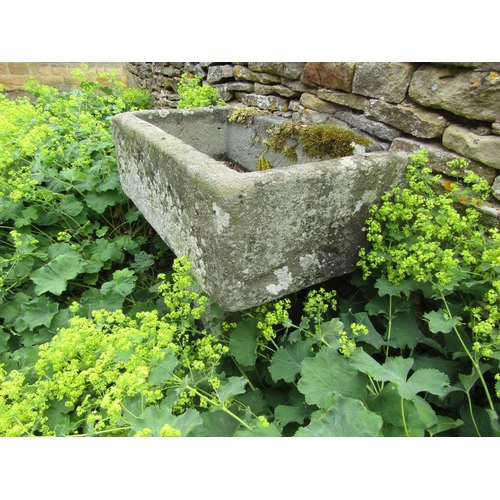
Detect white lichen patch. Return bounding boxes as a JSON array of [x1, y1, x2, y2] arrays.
[[212, 203, 230, 234], [299, 253, 319, 270], [266, 266, 293, 295]]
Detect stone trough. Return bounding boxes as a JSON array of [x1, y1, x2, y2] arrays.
[[112, 106, 409, 311]]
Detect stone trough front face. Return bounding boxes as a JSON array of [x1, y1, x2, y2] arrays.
[[112, 106, 409, 311]]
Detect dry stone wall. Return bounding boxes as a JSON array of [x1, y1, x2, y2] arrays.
[[127, 62, 500, 202], [0, 62, 130, 92]]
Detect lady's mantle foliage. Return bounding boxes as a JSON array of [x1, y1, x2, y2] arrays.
[[1, 66, 499, 437], [0, 66, 169, 376]]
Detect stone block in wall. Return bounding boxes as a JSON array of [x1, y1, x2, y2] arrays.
[[442, 124, 500, 169], [213, 84, 234, 102], [247, 62, 306, 80], [239, 93, 288, 112], [234, 65, 281, 84], [281, 78, 316, 94], [207, 65, 234, 83], [157, 65, 179, 77], [226, 82, 255, 92], [8, 63, 30, 75], [432, 62, 500, 72], [366, 99, 448, 139], [409, 64, 500, 123], [248, 62, 281, 75], [298, 108, 347, 125], [352, 62, 416, 104], [254, 83, 299, 98], [493, 122, 500, 135], [318, 88, 369, 112], [492, 176, 500, 201], [390, 137, 498, 184], [301, 62, 355, 92], [300, 93, 339, 114], [335, 110, 402, 142]]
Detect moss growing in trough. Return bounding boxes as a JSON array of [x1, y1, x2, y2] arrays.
[[264, 121, 372, 163]]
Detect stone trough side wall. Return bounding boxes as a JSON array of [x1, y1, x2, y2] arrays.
[[127, 62, 500, 206]]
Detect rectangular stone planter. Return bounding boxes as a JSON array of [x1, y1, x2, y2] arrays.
[[112, 106, 409, 311]]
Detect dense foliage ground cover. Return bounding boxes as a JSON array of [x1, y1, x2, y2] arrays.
[[1, 69, 499, 436]]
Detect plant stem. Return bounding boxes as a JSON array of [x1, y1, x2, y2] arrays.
[[400, 397, 410, 437], [440, 292, 495, 413]]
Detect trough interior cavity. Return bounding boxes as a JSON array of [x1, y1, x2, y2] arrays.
[[139, 107, 316, 172]]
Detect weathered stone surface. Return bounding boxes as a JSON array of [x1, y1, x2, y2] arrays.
[[409, 64, 500, 122], [493, 175, 500, 201], [250, 62, 306, 80], [281, 78, 316, 93], [239, 93, 289, 112], [390, 137, 499, 183], [366, 99, 448, 138], [225, 81, 254, 92], [248, 62, 281, 74], [442, 124, 500, 169], [157, 65, 178, 77], [301, 62, 355, 92], [213, 84, 234, 102], [352, 62, 416, 104], [492, 122, 500, 135], [298, 108, 346, 125], [335, 110, 402, 142], [207, 65, 234, 83], [432, 62, 500, 72], [300, 93, 339, 114], [113, 107, 410, 310], [234, 65, 281, 84], [318, 88, 369, 111], [276, 62, 307, 80], [254, 83, 299, 98]]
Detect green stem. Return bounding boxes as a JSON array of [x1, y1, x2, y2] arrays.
[[465, 390, 481, 437], [400, 397, 410, 437], [231, 357, 257, 392], [439, 291, 495, 413], [384, 295, 393, 360]]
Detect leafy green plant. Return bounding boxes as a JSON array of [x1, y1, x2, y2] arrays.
[[357, 149, 500, 436], [0, 65, 169, 377], [177, 73, 225, 109], [2, 68, 499, 438]]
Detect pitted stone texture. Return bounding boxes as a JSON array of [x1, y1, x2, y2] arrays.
[[443, 124, 500, 169], [300, 93, 340, 114], [318, 88, 369, 112], [234, 65, 281, 84], [493, 176, 500, 201], [391, 137, 499, 184], [239, 93, 289, 112], [352, 62, 416, 104], [409, 64, 500, 122], [366, 99, 448, 139], [207, 65, 234, 83], [254, 83, 299, 98], [113, 107, 409, 311], [248, 62, 306, 80], [301, 62, 355, 92], [335, 110, 402, 142]]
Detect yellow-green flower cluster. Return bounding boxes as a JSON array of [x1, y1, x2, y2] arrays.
[[301, 288, 337, 333], [255, 298, 292, 344]]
